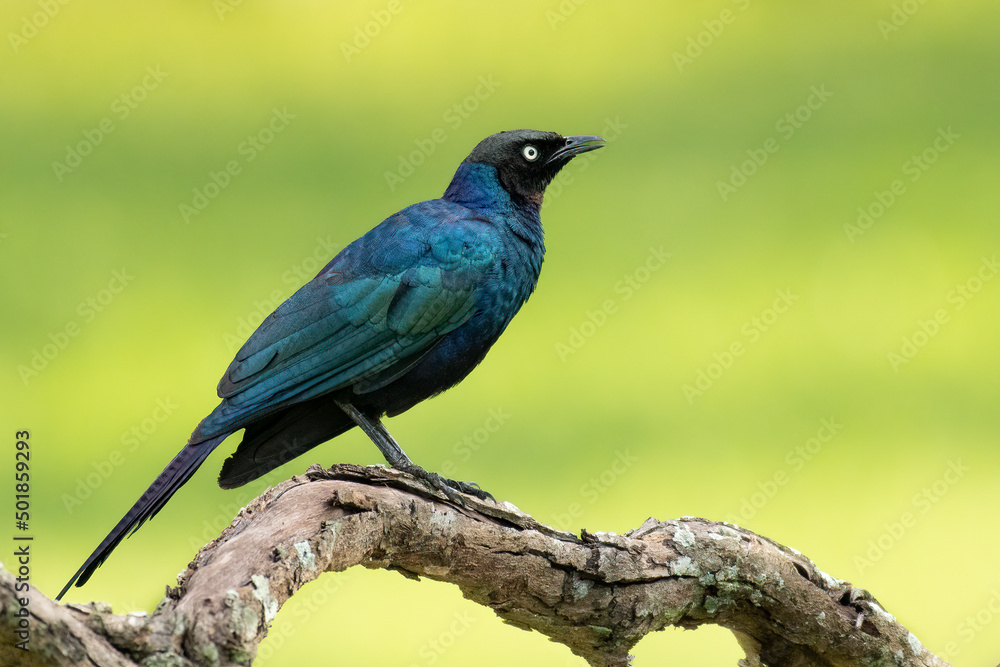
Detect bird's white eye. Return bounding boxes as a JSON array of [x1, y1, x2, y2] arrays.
[[522, 145, 539, 162]]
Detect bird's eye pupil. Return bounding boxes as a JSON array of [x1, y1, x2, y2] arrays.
[[523, 145, 539, 161]]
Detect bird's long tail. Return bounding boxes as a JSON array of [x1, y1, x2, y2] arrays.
[[56, 433, 229, 601]]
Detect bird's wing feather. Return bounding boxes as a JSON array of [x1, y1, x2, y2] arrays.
[[201, 205, 496, 434]]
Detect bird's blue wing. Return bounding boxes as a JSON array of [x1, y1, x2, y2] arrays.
[[195, 203, 497, 437]]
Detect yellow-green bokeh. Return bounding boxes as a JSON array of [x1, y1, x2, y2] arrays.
[[3, 1, 999, 664]]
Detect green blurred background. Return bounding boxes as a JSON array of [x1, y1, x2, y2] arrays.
[[3, 0, 998, 664]]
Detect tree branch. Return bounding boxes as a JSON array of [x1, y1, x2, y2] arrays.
[[2, 464, 949, 666]]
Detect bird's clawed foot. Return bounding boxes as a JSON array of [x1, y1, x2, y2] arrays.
[[332, 400, 494, 504], [396, 462, 494, 504]]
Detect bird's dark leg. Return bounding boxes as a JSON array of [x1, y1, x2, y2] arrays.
[[334, 400, 412, 468], [335, 400, 492, 502]]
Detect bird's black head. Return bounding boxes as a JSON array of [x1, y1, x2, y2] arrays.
[[463, 129, 605, 208]]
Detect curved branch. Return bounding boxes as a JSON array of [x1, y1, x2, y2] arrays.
[[2, 464, 949, 666]]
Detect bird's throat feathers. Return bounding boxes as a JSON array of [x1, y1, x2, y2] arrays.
[[444, 162, 521, 210], [443, 162, 544, 243]]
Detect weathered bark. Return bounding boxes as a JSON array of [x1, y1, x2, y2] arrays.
[[2, 464, 948, 666]]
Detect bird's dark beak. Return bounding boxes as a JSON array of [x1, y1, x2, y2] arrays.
[[546, 135, 606, 165]]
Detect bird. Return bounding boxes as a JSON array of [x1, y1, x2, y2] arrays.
[[57, 128, 605, 601]]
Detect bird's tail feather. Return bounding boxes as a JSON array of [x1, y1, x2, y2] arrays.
[[56, 433, 228, 601], [218, 396, 356, 489]]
